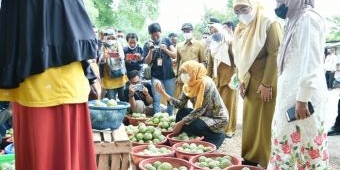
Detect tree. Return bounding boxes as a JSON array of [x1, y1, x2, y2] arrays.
[[193, 0, 238, 39], [326, 16, 340, 42], [83, 0, 99, 24]]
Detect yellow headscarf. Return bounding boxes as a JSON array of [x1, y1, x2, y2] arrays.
[[232, 0, 274, 82], [181, 61, 210, 109]]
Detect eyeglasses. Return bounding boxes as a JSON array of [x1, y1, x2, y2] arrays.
[[234, 6, 252, 15]]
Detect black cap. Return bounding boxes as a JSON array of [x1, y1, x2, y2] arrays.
[[208, 18, 221, 24], [181, 23, 193, 31]]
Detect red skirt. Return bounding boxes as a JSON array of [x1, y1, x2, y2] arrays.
[[12, 103, 97, 170]]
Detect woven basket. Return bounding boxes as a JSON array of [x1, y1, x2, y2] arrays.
[[189, 153, 242, 170]]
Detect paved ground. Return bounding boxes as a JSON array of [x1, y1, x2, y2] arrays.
[[218, 90, 340, 169]]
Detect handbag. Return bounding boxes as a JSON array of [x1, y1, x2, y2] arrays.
[[109, 68, 124, 78]]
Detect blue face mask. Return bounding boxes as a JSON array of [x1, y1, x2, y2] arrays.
[[211, 33, 222, 42], [275, 3, 289, 19]]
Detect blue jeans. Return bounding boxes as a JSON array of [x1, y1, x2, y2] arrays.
[[106, 87, 125, 101], [151, 77, 174, 115]]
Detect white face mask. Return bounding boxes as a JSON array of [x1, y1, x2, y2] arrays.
[[183, 33, 193, 40], [106, 40, 115, 46], [181, 73, 191, 84], [238, 13, 256, 25]]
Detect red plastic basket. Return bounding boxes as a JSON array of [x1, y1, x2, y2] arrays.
[[172, 141, 216, 161], [139, 157, 193, 170], [167, 133, 204, 146], [126, 116, 148, 126], [226, 165, 265, 170], [189, 153, 242, 170], [130, 145, 175, 166]]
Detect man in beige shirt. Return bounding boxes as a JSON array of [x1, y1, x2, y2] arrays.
[[175, 23, 206, 98]]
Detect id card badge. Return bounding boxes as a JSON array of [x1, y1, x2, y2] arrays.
[[157, 58, 163, 66]]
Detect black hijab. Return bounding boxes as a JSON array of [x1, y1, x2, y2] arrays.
[[0, 0, 97, 88]]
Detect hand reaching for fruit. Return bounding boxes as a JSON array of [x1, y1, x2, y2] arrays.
[[173, 121, 185, 135]]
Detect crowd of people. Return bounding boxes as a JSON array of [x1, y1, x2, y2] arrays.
[[0, 0, 336, 169]]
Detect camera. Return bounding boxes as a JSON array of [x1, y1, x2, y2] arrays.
[[148, 41, 160, 50], [134, 84, 144, 91]]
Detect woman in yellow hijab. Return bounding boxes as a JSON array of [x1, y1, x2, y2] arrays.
[[233, 0, 282, 168], [155, 60, 228, 148]]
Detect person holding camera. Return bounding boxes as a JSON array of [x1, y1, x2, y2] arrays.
[[124, 33, 144, 74], [143, 23, 177, 115], [99, 28, 128, 101], [124, 70, 154, 115]]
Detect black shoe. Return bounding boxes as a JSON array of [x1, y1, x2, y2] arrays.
[[328, 126, 340, 136], [242, 159, 258, 166]]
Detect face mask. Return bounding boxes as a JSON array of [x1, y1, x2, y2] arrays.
[[275, 3, 288, 19], [238, 13, 255, 25], [180, 73, 191, 84], [183, 33, 193, 40], [211, 33, 222, 42], [106, 40, 115, 46], [128, 45, 137, 50]]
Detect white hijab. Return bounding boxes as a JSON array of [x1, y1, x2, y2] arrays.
[[210, 23, 232, 77], [233, 0, 274, 82]]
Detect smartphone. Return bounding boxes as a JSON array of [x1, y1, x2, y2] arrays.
[[286, 102, 314, 122], [134, 84, 144, 91], [126, 54, 137, 60], [109, 52, 119, 58]]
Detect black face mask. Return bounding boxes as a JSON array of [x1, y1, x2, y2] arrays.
[[275, 3, 289, 19]]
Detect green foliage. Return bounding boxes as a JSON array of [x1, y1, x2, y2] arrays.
[[193, 0, 238, 39], [326, 16, 340, 42]]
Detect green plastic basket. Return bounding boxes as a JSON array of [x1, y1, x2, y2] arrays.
[[0, 154, 15, 166]]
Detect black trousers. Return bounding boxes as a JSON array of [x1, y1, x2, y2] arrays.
[[176, 108, 225, 148], [335, 99, 340, 127], [325, 71, 335, 89]]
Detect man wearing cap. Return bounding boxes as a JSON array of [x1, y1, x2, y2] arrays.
[[174, 23, 206, 99]]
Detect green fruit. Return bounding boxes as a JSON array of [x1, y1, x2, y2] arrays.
[[178, 166, 188, 170], [152, 138, 160, 144], [198, 156, 207, 162], [161, 122, 169, 129], [144, 133, 153, 140], [136, 133, 144, 140], [152, 118, 160, 124], [152, 130, 162, 138], [138, 140, 144, 143], [157, 162, 172, 170], [144, 163, 156, 170], [146, 126, 155, 133], [198, 162, 208, 168], [153, 161, 162, 168], [139, 126, 147, 133]]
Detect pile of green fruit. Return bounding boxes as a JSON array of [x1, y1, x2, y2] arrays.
[[131, 113, 147, 119], [143, 161, 188, 170], [0, 160, 15, 170], [171, 132, 200, 141], [193, 155, 234, 169], [90, 98, 118, 107], [137, 144, 172, 156], [146, 113, 176, 132], [176, 143, 213, 154], [128, 123, 166, 144]]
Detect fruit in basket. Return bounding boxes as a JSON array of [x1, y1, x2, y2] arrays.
[[194, 155, 233, 169], [241, 168, 251, 170], [94, 100, 107, 107], [143, 161, 188, 170], [107, 99, 118, 107], [0, 160, 15, 170], [176, 143, 213, 154], [147, 113, 176, 132], [131, 113, 147, 119], [128, 123, 165, 144], [171, 132, 199, 141], [138, 144, 172, 156]]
